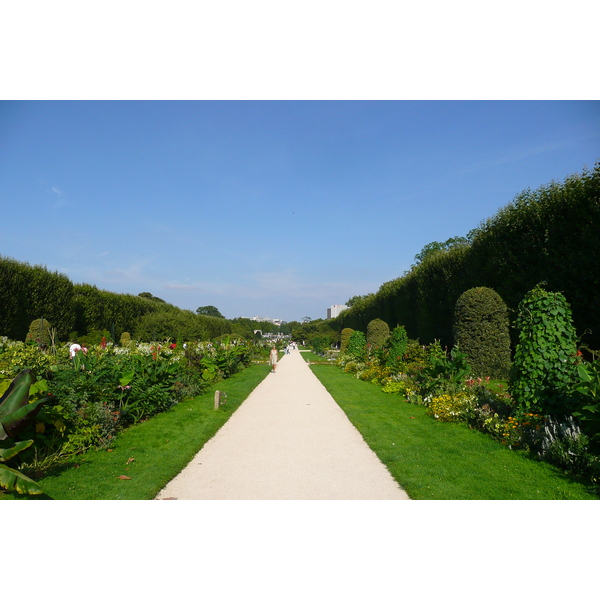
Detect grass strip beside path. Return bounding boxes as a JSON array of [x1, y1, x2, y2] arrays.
[[299, 350, 334, 364], [15, 364, 270, 500], [311, 365, 599, 500]]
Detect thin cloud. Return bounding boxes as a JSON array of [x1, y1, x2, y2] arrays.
[[51, 185, 67, 208]]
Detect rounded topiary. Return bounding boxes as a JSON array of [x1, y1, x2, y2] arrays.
[[510, 284, 579, 415], [366, 318, 390, 349], [453, 287, 511, 379], [25, 318, 52, 347], [386, 325, 408, 368], [346, 330, 367, 359], [120, 332, 132, 347], [340, 328, 354, 353]]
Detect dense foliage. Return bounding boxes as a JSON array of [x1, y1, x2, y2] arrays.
[[25, 318, 53, 349], [366, 318, 390, 349], [0, 335, 262, 493], [510, 285, 580, 416], [335, 308, 600, 486], [346, 331, 367, 360], [0, 257, 75, 341], [453, 287, 511, 379], [340, 328, 354, 354], [386, 326, 408, 368], [290, 319, 339, 349]]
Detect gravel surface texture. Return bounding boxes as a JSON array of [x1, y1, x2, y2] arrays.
[[156, 349, 410, 500]]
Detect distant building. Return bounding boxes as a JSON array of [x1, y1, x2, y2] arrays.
[[243, 316, 284, 326], [327, 304, 348, 319]]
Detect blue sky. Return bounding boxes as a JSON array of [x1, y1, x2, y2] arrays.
[[1, 101, 598, 322]]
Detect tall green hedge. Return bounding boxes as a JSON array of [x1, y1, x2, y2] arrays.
[[0, 256, 75, 340], [0, 257, 232, 343], [336, 163, 600, 349]]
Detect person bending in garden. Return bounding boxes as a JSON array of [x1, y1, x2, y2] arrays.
[[269, 346, 278, 373]]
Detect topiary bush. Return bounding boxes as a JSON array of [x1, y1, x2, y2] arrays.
[[120, 332, 132, 347], [340, 328, 354, 354], [25, 318, 52, 348], [346, 330, 367, 360], [510, 284, 580, 416], [366, 318, 390, 349], [453, 287, 512, 379]]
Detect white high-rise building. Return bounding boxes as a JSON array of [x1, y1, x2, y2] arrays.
[[327, 304, 348, 319]]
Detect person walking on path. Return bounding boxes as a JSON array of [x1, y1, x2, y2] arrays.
[[269, 346, 279, 373]]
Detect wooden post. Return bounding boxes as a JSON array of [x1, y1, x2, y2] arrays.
[[214, 390, 221, 410]]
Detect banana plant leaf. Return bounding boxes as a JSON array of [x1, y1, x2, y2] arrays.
[[0, 369, 34, 420], [0, 440, 43, 495], [0, 439, 33, 461], [0, 397, 47, 440], [0, 464, 44, 495], [0, 370, 48, 440]]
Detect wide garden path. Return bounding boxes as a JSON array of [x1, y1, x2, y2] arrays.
[[155, 348, 410, 500]]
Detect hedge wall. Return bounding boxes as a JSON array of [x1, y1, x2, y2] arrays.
[[0, 256, 75, 340], [335, 162, 600, 350], [0, 257, 232, 343]]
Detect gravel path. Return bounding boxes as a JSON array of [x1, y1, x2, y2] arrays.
[[155, 349, 410, 500]]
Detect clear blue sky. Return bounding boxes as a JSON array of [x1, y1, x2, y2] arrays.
[[1, 100, 598, 322]]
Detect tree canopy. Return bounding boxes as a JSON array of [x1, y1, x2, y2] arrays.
[[196, 305, 225, 318], [138, 292, 166, 303], [412, 236, 469, 267]]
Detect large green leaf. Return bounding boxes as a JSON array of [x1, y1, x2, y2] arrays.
[[0, 464, 44, 495], [0, 396, 47, 440], [0, 439, 33, 462], [0, 369, 34, 420]]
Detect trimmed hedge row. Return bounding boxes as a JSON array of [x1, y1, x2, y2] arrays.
[[336, 163, 600, 350], [0, 256, 75, 340], [0, 257, 232, 342]]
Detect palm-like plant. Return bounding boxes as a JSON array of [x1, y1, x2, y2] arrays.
[[0, 369, 47, 495]]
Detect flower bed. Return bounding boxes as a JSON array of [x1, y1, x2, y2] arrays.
[[0, 336, 261, 489]]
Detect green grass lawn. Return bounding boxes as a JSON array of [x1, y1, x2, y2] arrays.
[[298, 350, 335, 363], [3, 364, 270, 500], [310, 364, 599, 500]]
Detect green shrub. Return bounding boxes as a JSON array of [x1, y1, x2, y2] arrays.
[[366, 318, 390, 349], [428, 391, 476, 422], [120, 332, 132, 347], [25, 318, 52, 348], [311, 335, 331, 356], [415, 342, 471, 398], [78, 329, 112, 347], [453, 287, 511, 379], [346, 331, 367, 360], [340, 328, 354, 353], [386, 325, 408, 369], [0, 343, 56, 379], [510, 284, 579, 415]]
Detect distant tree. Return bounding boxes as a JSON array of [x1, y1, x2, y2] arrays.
[[412, 236, 469, 267], [138, 292, 166, 303], [302, 316, 312, 324], [279, 321, 300, 335], [346, 295, 365, 308], [196, 305, 225, 318], [346, 294, 375, 308]]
